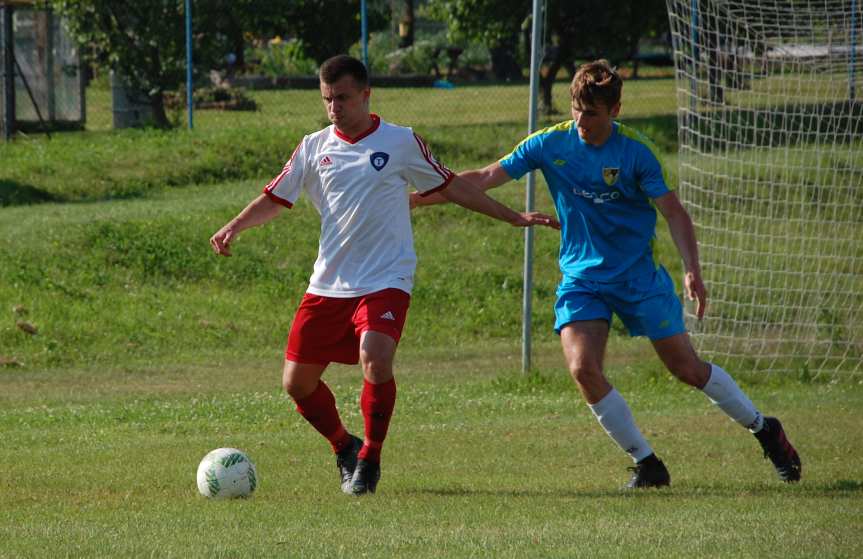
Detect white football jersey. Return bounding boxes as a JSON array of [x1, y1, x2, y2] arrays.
[[263, 114, 453, 297]]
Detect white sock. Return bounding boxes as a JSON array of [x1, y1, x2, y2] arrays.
[[701, 363, 764, 432], [588, 389, 653, 463]]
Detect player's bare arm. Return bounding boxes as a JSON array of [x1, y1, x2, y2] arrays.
[[439, 175, 560, 229], [210, 194, 285, 257], [411, 162, 511, 209], [654, 191, 707, 319]]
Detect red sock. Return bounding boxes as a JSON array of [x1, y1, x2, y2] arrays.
[[358, 377, 396, 463], [294, 381, 350, 454]]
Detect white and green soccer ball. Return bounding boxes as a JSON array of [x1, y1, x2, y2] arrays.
[[196, 448, 257, 499]]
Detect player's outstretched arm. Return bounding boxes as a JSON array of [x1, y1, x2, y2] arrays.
[[654, 191, 707, 319], [210, 194, 285, 257], [412, 162, 512, 209], [439, 176, 560, 229]]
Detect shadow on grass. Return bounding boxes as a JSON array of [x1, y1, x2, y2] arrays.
[[687, 479, 863, 498], [0, 178, 157, 208], [404, 487, 627, 499], [406, 479, 863, 499], [823, 479, 863, 493], [0, 179, 59, 207]]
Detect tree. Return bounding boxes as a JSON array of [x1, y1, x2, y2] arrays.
[[52, 0, 195, 128], [425, 0, 527, 81], [426, 0, 669, 113], [539, 0, 669, 113], [52, 0, 388, 128], [200, 1, 389, 68], [275, 0, 389, 64]]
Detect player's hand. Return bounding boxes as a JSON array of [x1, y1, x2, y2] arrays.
[[510, 212, 561, 230], [684, 270, 707, 319], [210, 225, 236, 257]]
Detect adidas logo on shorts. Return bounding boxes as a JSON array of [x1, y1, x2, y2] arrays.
[[380, 311, 395, 320]]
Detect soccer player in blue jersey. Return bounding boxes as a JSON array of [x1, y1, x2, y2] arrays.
[[413, 60, 801, 488]]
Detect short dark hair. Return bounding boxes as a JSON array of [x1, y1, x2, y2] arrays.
[[570, 59, 622, 109], [319, 55, 369, 87]]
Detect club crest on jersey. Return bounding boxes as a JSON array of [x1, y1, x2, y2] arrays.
[[370, 152, 389, 171], [602, 167, 620, 186]]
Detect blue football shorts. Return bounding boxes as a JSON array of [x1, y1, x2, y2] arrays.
[[553, 265, 686, 341]]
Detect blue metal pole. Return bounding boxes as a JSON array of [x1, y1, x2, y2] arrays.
[[852, 0, 858, 100], [361, 0, 369, 69], [185, 0, 194, 129]]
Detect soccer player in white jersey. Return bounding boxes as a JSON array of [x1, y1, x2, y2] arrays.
[[413, 60, 801, 488], [210, 55, 558, 495]]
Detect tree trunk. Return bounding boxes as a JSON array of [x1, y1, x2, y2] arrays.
[[489, 39, 521, 81], [150, 91, 172, 129], [232, 37, 245, 69], [540, 57, 562, 115], [398, 0, 414, 49], [227, 20, 245, 71]]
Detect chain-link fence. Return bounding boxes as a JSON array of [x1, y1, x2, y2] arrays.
[[372, 4, 673, 131], [227, 6, 677, 161]]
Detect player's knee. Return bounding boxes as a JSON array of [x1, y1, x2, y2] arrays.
[[568, 362, 602, 386], [281, 375, 301, 398], [668, 359, 710, 388], [282, 370, 313, 399], [360, 349, 392, 379]]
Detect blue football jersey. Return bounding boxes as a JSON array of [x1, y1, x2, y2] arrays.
[[499, 121, 671, 282]]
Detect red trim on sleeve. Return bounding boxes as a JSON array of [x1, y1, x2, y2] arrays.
[[263, 189, 293, 208], [262, 142, 302, 208], [418, 172, 455, 197], [334, 114, 381, 144], [412, 133, 454, 182], [264, 166, 291, 192], [265, 143, 302, 191]]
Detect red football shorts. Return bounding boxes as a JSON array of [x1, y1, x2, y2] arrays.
[[285, 288, 411, 365]]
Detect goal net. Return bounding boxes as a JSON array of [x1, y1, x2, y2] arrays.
[[666, 0, 863, 375]]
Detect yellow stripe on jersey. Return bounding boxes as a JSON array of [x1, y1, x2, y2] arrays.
[[499, 120, 574, 162]]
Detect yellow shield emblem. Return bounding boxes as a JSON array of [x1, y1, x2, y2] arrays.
[[602, 167, 620, 186]]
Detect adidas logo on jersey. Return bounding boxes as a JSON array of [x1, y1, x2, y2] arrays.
[[320, 155, 333, 166], [380, 311, 395, 320]]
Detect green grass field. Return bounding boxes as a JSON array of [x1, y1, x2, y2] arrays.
[[2, 80, 862, 558]]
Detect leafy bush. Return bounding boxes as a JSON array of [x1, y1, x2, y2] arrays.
[[250, 37, 318, 78], [349, 31, 399, 75], [458, 42, 491, 70], [350, 30, 491, 78], [350, 31, 452, 76], [164, 85, 257, 112], [384, 39, 448, 75]]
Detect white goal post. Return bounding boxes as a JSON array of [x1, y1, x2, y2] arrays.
[[666, 0, 863, 375]]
